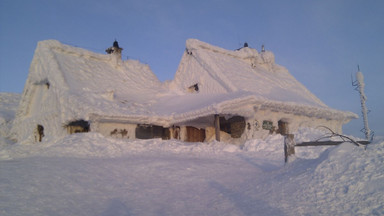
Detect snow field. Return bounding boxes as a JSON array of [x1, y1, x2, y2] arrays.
[[1, 131, 383, 215]]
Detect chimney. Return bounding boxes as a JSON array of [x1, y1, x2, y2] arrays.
[[106, 40, 123, 59]]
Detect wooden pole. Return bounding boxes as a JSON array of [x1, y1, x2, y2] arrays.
[[284, 134, 295, 163], [214, 114, 220, 141]]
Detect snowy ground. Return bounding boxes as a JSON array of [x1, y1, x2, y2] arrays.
[[1, 132, 383, 216], [1, 93, 383, 215]]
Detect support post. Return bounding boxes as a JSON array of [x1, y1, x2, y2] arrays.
[[284, 134, 295, 163], [356, 70, 371, 140], [214, 114, 220, 141]]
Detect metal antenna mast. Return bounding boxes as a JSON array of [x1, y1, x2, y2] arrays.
[[352, 65, 372, 140]]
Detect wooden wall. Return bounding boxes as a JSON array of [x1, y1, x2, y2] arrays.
[[186, 126, 206, 142]]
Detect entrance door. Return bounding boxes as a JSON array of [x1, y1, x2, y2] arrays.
[[278, 120, 289, 135], [186, 126, 206, 142]]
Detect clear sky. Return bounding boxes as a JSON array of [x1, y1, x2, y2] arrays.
[[1, 0, 383, 138]]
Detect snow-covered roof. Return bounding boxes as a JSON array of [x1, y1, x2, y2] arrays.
[[19, 40, 171, 121], [166, 39, 356, 123], [40, 40, 165, 99], [18, 39, 356, 128], [172, 39, 326, 107]]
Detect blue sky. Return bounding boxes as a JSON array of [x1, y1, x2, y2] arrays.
[[1, 0, 383, 138]]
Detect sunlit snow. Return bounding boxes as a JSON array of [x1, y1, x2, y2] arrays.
[[1, 92, 383, 215], [0, 38, 382, 215]]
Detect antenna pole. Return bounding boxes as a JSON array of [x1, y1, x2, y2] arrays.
[[354, 66, 371, 140]]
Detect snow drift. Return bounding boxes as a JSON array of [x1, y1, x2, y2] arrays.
[[0, 86, 383, 216]]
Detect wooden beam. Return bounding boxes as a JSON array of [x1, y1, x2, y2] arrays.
[[214, 114, 220, 141], [296, 141, 343, 146], [296, 140, 370, 147]]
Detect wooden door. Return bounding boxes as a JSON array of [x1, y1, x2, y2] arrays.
[[186, 126, 206, 142], [278, 120, 289, 135]]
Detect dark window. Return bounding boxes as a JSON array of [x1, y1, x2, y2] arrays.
[[278, 120, 289, 135], [64, 119, 90, 134], [262, 120, 273, 130], [188, 83, 199, 93], [135, 125, 170, 140], [219, 116, 246, 138], [36, 124, 44, 142]]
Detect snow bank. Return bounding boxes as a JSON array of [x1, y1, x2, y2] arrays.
[[0, 93, 20, 139], [1, 131, 383, 215], [292, 140, 384, 215], [1, 92, 383, 215], [0, 132, 239, 160], [1, 127, 343, 162]]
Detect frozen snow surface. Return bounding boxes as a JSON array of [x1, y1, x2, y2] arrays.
[[1, 133, 383, 216], [1, 94, 383, 215]]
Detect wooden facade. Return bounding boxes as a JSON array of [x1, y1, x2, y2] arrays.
[[186, 126, 206, 142]]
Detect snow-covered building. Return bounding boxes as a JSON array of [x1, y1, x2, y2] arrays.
[[10, 39, 357, 144]]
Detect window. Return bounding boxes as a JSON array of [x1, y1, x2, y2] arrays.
[[187, 83, 199, 93], [262, 120, 274, 132], [64, 119, 90, 134], [219, 116, 246, 138], [135, 125, 170, 140]]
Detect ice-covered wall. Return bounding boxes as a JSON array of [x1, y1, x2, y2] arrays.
[[11, 42, 67, 142], [245, 110, 344, 139], [97, 122, 136, 139]]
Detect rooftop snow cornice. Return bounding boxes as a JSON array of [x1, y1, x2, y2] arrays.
[[91, 92, 357, 128], [186, 39, 262, 60], [38, 40, 110, 62]]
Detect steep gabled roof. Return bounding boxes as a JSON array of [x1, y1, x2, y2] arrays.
[[18, 40, 168, 120], [171, 39, 327, 108], [166, 39, 356, 122], [35, 40, 163, 101]]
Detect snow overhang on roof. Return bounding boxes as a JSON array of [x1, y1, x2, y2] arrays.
[[186, 38, 261, 60], [90, 91, 357, 128]]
